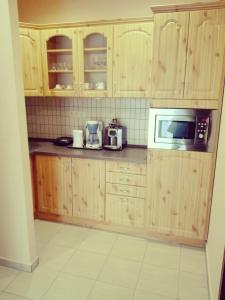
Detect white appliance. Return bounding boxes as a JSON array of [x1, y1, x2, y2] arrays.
[[86, 121, 103, 149], [72, 129, 84, 148]]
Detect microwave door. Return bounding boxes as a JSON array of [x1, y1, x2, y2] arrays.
[[155, 115, 196, 145]]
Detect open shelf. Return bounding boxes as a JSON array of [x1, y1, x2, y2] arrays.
[[84, 69, 107, 73], [47, 49, 72, 53]]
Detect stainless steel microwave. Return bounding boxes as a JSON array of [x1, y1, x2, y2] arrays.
[[148, 108, 216, 152]]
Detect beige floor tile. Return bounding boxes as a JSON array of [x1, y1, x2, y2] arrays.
[[180, 247, 207, 275], [110, 235, 147, 262], [98, 257, 141, 288], [79, 230, 118, 255], [89, 281, 133, 300], [35, 220, 62, 244], [50, 225, 90, 248], [0, 292, 29, 299], [5, 267, 58, 299], [42, 273, 95, 300], [178, 271, 209, 300], [137, 265, 179, 299], [0, 266, 19, 291], [134, 290, 176, 300], [144, 242, 181, 270], [38, 243, 75, 271], [62, 250, 106, 279]]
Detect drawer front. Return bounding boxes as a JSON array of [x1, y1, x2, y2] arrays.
[[106, 183, 145, 198], [106, 194, 144, 227], [106, 161, 146, 175], [106, 172, 146, 187]]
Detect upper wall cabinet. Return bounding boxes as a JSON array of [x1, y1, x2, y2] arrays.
[[77, 26, 113, 97], [152, 9, 225, 102], [19, 28, 43, 96], [151, 12, 189, 99], [184, 9, 225, 100], [41, 29, 79, 96], [113, 22, 153, 97]]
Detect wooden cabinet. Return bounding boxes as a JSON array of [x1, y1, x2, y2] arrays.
[[19, 28, 43, 96], [146, 149, 213, 242], [35, 155, 72, 216], [41, 28, 78, 96], [152, 8, 225, 103], [151, 12, 189, 99], [77, 25, 113, 97], [184, 9, 225, 100], [105, 161, 146, 228], [72, 158, 105, 221], [113, 22, 153, 97]]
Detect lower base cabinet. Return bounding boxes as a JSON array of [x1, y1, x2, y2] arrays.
[[145, 149, 214, 242], [72, 158, 105, 221], [35, 155, 73, 216]]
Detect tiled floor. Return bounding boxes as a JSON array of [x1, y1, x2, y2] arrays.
[[0, 220, 209, 300]]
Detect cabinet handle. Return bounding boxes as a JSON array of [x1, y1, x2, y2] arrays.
[[120, 189, 129, 193], [113, 83, 117, 95]]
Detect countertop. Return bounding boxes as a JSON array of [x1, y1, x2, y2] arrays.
[[29, 141, 147, 164]]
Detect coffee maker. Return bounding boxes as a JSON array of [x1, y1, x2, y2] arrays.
[[104, 119, 127, 150], [86, 121, 103, 149]]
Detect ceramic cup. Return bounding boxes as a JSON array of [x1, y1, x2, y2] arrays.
[[95, 82, 105, 90], [55, 84, 62, 89]]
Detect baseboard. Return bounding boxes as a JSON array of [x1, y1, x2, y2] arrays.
[[0, 255, 39, 272], [206, 245, 213, 300]]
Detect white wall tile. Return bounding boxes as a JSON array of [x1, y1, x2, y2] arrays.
[[26, 97, 149, 145]]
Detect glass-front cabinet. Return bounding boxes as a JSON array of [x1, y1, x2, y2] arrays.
[[77, 26, 112, 97], [41, 29, 79, 96]]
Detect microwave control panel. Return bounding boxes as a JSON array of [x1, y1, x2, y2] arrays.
[[195, 116, 210, 144]]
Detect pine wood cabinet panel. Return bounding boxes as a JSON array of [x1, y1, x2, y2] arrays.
[[113, 22, 153, 97], [146, 149, 213, 240], [72, 158, 105, 221], [35, 155, 73, 216], [106, 172, 146, 187], [77, 25, 113, 97], [106, 194, 145, 228], [106, 183, 145, 198], [19, 28, 43, 96], [151, 12, 189, 99], [184, 9, 225, 100], [106, 161, 146, 175]]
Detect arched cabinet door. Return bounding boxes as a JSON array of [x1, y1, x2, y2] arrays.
[[19, 28, 43, 96], [113, 22, 153, 98], [41, 29, 79, 96], [77, 26, 113, 97], [184, 9, 225, 100], [151, 12, 189, 99]]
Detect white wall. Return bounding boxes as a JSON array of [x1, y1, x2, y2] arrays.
[[17, 0, 218, 23], [0, 0, 37, 270], [206, 89, 225, 300]]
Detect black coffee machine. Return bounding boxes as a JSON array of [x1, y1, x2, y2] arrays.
[[104, 119, 127, 150]]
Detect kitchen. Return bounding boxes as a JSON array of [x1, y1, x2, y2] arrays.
[[0, 0, 225, 300]]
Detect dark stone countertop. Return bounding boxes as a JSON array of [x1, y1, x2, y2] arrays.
[[29, 141, 147, 164]]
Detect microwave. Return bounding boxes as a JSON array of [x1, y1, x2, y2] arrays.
[[148, 108, 216, 152]]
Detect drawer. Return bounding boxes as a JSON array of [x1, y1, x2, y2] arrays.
[[106, 161, 146, 175], [106, 183, 145, 198], [106, 172, 146, 187], [106, 194, 144, 228]]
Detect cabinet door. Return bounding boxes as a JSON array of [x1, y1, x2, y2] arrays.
[[184, 9, 225, 100], [151, 12, 189, 99], [146, 150, 213, 241], [41, 29, 79, 96], [72, 158, 105, 221], [113, 22, 153, 97], [36, 155, 72, 216], [19, 28, 43, 96], [77, 26, 113, 97]]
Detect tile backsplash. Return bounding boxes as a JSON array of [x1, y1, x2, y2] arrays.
[[26, 97, 149, 145]]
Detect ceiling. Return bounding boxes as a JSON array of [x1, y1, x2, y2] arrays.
[[17, 0, 218, 24]]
